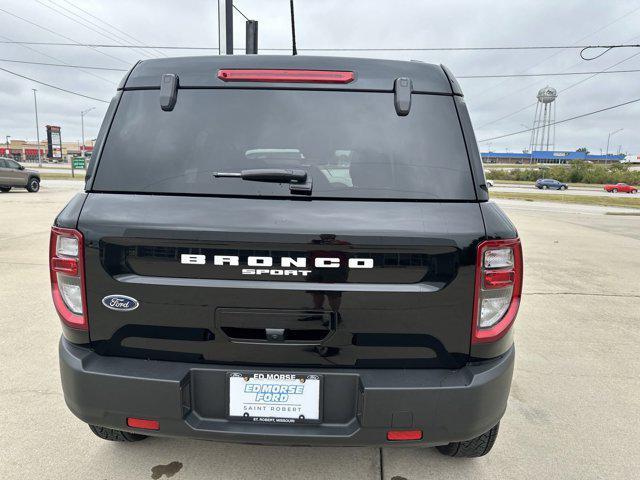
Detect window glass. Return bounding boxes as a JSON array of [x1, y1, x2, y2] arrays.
[[93, 89, 475, 200]]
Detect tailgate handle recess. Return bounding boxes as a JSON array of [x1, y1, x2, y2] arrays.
[[266, 328, 285, 342], [220, 326, 330, 344]]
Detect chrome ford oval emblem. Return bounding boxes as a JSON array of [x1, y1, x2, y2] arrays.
[[102, 295, 139, 312]]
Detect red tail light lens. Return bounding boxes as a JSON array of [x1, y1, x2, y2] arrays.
[[49, 227, 88, 330], [472, 238, 523, 344], [387, 430, 423, 441], [483, 269, 515, 289], [217, 69, 355, 84], [127, 417, 160, 430]]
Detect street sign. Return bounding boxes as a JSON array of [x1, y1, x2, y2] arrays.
[[46, 125, 62, 160], [72, 157, 85, 169]]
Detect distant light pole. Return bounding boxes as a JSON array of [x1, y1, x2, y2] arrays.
[[5, 135, 10, 156], [32, 89, 42, 167], [605, 128, 623, 162], [80, 107, 95, 159]]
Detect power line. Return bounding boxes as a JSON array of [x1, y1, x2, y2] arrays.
[[0, 40, 638, 52], [458, 68, 640, 79], [0, 6, 130, 66], [3, 55, 639, 79], [60, 0, 167, 58], [36, 0, 156, 60], [0, 32, 114, 84], [0, 57, 127, 71], [269, 44, 640, 52], [232, 4, 250, 21], [478, 97, 640, 142], [477, 47, 640, 129], [0, 65, 110, 103], [472, 4, 640, 101]]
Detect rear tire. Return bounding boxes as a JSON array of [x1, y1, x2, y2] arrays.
[[436, 423, 500, 458], [542, 185, 548, 189], [631, 190, 637, 194], [0, 187, 10, 192], [88, 424, 148, 442], [26, 177, 40, 192], [559, 185, 566, 190], [612, 188, 618, 193]]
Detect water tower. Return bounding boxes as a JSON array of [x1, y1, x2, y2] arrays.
[[529, 86, 557, 153]]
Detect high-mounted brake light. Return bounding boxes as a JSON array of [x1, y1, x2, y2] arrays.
[[472, 238, 523, 344], [49, 227, 88, 330], [217, 69, 355, 84]]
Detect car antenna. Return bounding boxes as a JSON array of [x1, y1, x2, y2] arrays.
[[290, 0, 297, 55]]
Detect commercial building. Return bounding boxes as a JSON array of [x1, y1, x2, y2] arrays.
[[482, 150, 625, 165], [2, 139, 93, 163]]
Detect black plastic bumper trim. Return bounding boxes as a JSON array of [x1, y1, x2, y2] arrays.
[[59, 336, 514, 447]]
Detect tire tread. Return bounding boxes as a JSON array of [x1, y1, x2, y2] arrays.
[[88, 424, 148, 442], [436, 423, 499, 458]]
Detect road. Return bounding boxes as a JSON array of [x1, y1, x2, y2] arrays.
[[1, 184, 638, 480], [491, 183, 638, 198]]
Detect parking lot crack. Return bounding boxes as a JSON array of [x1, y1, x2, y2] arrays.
[[526, 292, 640, 298]]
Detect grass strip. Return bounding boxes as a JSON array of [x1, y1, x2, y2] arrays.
[[490, 191, 640, 209]]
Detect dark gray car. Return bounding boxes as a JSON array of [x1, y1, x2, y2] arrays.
[[535, 178, 567, 190], [0, 157, 40, 192]]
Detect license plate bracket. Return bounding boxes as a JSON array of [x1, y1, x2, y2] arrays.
[[227, 372, 322, 424]]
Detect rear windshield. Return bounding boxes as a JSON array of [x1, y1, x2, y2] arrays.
[[92, 89, 475, 200]]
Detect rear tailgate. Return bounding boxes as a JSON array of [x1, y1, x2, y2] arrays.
[[79, 194, 484, 368]]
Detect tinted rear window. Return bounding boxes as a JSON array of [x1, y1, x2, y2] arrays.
[[92, 89, 475, 200]]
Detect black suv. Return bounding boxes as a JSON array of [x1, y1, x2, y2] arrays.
[[52, 56, 522, 457]]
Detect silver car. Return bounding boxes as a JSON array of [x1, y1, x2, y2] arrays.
[[0, 157, 40, 192]]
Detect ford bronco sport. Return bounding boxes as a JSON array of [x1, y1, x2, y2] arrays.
[[52, 56, 522, 457]]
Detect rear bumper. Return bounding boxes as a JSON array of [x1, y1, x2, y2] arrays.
[[59, 337, 514, 447]]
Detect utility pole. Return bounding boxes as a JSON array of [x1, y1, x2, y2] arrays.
[[605, 128, 623, 163], [290, 0, 297, 55], [218, 0, 234, 55], [80, 107, 95, 161], [246, 20, 258, 54], [32, 89, 42, 167], [5, 135, 10, 157]]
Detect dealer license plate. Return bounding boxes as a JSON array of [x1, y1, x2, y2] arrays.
[[228, 372, 321, 424]]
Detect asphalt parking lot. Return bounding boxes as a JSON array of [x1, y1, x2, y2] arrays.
[[1, 183, 638, 480]]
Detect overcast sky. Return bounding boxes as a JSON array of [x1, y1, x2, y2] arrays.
[[1, 0, 639, 154]]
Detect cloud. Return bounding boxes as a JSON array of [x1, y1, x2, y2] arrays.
[[1, 0, 639, 153]]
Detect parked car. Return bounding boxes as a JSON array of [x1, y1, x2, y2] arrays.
[[51, 56, 522, 457], [603, 183, 638, 194], [0, 157, 40, 192], [535, 178, 567, 190]]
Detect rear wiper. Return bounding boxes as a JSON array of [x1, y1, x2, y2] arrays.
[[213, 169, 312, 195]]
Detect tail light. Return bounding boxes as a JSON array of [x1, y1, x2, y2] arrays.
[[217, 69, 355, 84], [472, 238, 523, 344], [49, 227, 88, 330]]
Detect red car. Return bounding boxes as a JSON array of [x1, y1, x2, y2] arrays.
[[604, 183, 638, 194]]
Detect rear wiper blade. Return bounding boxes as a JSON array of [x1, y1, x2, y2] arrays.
[[213, 169, 312, 195]]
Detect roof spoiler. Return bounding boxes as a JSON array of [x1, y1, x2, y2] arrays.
[[440, 64, 463, 96]]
